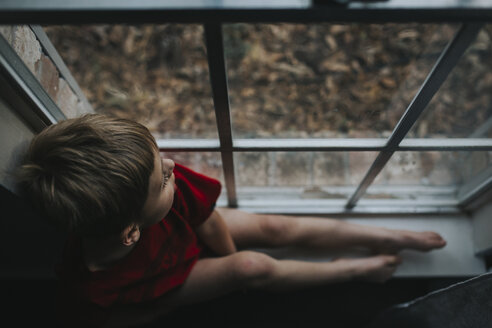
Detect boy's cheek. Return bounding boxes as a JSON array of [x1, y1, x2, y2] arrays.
[[171, 173, 177, 192]]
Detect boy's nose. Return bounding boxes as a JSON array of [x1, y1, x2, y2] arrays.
[[163, 158, 175, 171]]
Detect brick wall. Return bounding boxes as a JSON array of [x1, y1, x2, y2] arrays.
[[0, 25, 93, 118]]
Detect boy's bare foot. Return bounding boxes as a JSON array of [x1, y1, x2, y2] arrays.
[[334, 255, 402, 283], [373, 229, 447, 255]]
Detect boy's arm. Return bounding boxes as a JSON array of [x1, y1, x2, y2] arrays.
[[195, 209, 237, 256]]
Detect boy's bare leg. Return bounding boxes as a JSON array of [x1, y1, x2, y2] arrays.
[[216, 207, 446, 254], [157, 251, 401, 309], [107, 242, 403, 327]]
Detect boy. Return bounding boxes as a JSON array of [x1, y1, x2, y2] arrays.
[[17, 114, 446, 327]]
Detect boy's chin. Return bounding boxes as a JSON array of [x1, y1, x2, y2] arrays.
[[160, 205, 174, 221]]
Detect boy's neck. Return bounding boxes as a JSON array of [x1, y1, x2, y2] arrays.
[[82, 235, 136, 272]]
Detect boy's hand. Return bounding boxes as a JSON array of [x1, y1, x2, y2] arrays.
[[196, 210, 237, 256]]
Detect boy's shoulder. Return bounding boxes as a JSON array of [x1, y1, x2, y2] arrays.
[[170, 163, 221, 225], [173, 163, 222, 201]]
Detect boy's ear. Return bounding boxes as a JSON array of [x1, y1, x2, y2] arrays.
[[121, 224, 141, 246]]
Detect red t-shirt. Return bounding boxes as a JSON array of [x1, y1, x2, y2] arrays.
[[56, 163, 222, 327]]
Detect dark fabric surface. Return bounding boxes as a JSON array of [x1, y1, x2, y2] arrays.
[[0, 184, 65, 277], [367, 272, 492, 328]]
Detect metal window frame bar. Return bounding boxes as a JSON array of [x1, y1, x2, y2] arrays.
[[204, 23, 237, 207], [398, 139, 492, 151], [214, 184, 460, 215], [454, 119, 492, 205], [29, 25, 94, 113], [345, 23, 484, 209], [2, 1, 492, 24], [469, 115, 492, 138], [157, 138, 492, 152], [0, 33, 65, 132], [458, 166, 492, 207], [231, 201, 462, 216]]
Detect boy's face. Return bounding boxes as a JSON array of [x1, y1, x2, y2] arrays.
[[140, 150, 176, 227]]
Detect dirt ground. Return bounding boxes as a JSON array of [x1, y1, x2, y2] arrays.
[[44, 23, 492, 139]]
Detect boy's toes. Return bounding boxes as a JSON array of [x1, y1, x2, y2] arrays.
[[355, 255, 402, 283], [385, 230, 447, 253], [421, 231, 447, 250], [389, 255, 403, 265]]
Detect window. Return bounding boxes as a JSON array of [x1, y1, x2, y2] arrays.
[[2, 2, 492, 276], [1, 2, 491, 215], [35, 22, 491, 214], [223, 23, 456, 140]]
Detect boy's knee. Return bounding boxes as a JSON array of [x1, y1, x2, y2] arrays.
[[231, 251, 276, 288], [259, 215, 297, 245]]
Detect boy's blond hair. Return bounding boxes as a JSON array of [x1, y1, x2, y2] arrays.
[[17, 114, 158, 238]]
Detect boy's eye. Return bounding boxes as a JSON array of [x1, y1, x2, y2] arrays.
[[161, 173, 170, 190]]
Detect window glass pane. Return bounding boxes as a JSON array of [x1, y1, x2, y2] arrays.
[[44, 25, 218, 139], [224, 23, 457, 139], [364, 151, 492, 200], [160, 151, 224, 187], [235, 151, 378, 199], [409, 25, 492, 138]]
